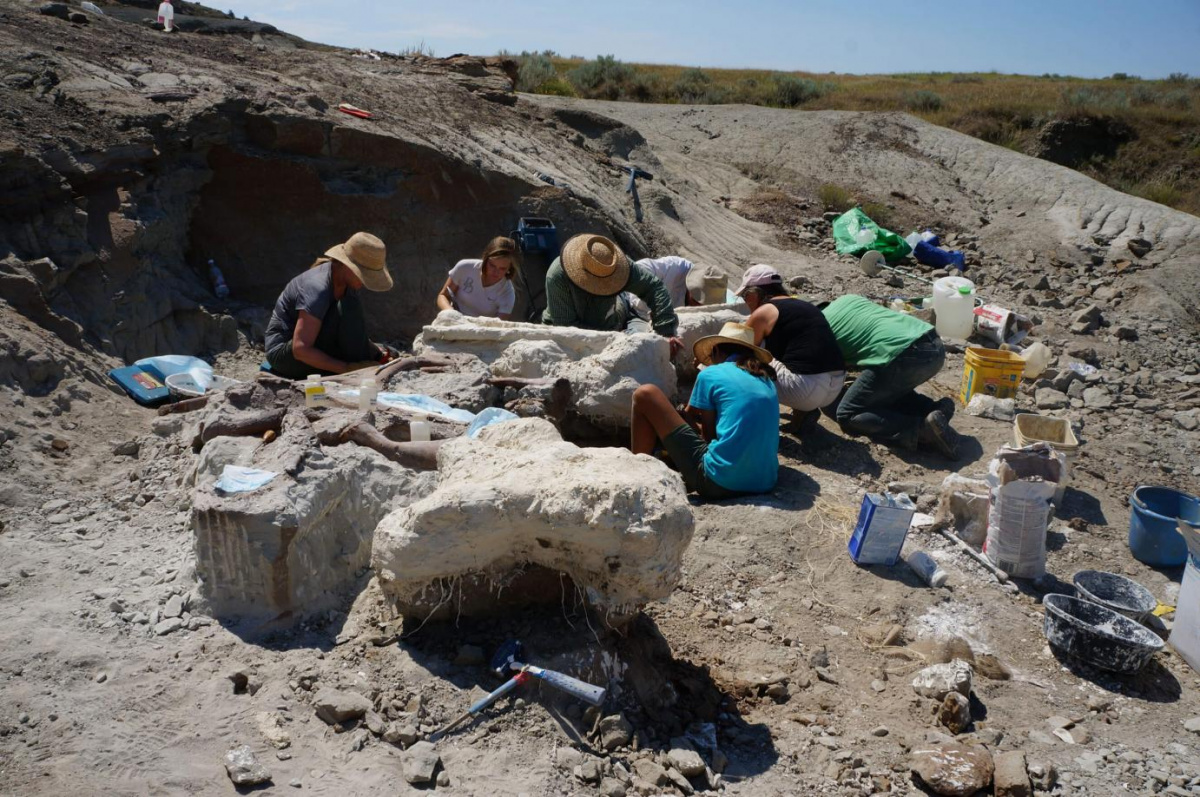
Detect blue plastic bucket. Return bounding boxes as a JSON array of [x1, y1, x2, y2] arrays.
[[1127, 485, 1200, 567]]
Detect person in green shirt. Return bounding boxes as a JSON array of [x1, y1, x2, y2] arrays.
[[822, 295, 960, 459], [542, 234, 683, 356]]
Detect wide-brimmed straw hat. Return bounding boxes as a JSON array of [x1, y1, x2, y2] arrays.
[[560, 234, 630, 296], [693, 321, 773, 366], [324, 232, 393, 292]]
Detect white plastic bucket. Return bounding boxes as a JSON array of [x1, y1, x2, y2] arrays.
[[1171, 555, 1200, 672], [932, 276, 976, 340]]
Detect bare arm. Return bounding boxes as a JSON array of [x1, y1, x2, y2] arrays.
[[436, 277, 458, 312], [691, 407, 718, 442], [745, 304, 778, 346], [292, 310, 349, 374]]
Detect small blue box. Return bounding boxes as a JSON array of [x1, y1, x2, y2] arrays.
[[108, 364, 171, 407], [516, 217, 559, 256], [848, 492, 917, 566]]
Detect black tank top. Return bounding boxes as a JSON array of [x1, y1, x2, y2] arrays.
[[763, 298, 845, 375]]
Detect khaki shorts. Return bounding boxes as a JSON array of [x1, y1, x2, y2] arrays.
[[773, 364, 845, 412], [661, 424, 744, 501]]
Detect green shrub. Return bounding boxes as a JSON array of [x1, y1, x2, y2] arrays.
[[772, 75, 828, 107], [513, 52, 557, 92], [626, 70, 662, 102], [537, 77, 576, 97], [1131, 84, 1157, 106], [566, 55, 636, 99], [1134, 181, 1183, 207], [904, 90, 944, 111], [1159, 89, 1192, 109], [673, 68, 715, 103], [861, 201, 892, 227], [817, 183, 854, 212], [1166, 72, 1192, 85], [1061, 87, 1129, 109]]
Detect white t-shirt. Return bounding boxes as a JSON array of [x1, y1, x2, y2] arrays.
[[625, 256, 694, 318], [448, 259, 515, 317]]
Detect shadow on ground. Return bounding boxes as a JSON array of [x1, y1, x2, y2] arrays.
[[396, 608, 778, 779]]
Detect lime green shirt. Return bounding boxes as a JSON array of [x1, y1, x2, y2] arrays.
[[822, 295, 933, 367]]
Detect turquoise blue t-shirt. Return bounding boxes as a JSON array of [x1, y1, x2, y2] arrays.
[[689, 361, 780, 493]]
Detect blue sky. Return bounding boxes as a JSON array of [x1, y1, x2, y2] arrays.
[[225, 1, 1200, 78]]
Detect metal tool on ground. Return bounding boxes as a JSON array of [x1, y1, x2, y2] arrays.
[[621, 164, 653, 223], [428, 669, 532, 741], [937, 526, 1009, 583], [858, 250, 935, 285], [491, 640, 607, 706]]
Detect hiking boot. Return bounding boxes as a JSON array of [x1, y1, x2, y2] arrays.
[[935, 396, 956, 421], [789, 408, 822, 435], [919, 410, 960, 460]]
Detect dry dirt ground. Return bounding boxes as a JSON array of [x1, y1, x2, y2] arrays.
[[2, 2, 1200, 796]]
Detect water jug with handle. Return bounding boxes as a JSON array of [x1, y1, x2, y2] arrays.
[[932, 276, 976, 340]]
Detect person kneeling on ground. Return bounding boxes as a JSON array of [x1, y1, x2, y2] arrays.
[[821, 294, 959, 459], [630, 322, 780, 500], [543, 234, 684, 357], [265, 232, 395, 379], [435, 236, 519, 319], [736, 265, 846, 432]]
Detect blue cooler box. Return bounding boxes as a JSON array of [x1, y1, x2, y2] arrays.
[[848, 492, 917, 566]]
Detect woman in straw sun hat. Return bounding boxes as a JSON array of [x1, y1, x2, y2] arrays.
[[265, 231, 395, 379], [630, 321, 780, 500], [542, 233, 684, 357], [435, 236, 520, 319]]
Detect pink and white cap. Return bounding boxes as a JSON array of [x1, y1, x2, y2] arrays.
[[733, 264, 783, 296]]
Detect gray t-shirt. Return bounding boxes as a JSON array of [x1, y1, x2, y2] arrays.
[[265, 262, 338, 353]]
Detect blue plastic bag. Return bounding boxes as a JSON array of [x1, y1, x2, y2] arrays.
[[466, 407, 520, 438], [375, 393, 476, 424], [214, 465, 278, 493], [913, 240, 966, 271]]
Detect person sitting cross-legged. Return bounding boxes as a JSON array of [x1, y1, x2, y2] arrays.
[[630, 322, 780, 501]]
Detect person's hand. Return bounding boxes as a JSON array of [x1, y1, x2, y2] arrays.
[[667, 336, 684, 358]]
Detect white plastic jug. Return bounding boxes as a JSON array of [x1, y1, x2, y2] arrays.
[[932, 276, 976, 340]]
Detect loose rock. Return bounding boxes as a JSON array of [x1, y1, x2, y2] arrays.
[[993, 750, 1031, 797], [224, 744, 272, 786], [402, 740, 440, 784], [938, 692, 972, 735], [597, 713, 633, 751], [912, 659, 973, 700], [910, 743, 994, 797], [312, 688, 372, 725]]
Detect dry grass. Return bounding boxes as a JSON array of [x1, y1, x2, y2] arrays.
[[523, 56, 1200, 215]]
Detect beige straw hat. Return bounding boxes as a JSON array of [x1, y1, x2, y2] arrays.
[[560, 234, 630, 296], [693, 321, 773, 366], [324, 232, 393, 292]]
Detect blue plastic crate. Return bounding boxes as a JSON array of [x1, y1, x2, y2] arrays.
[[515, 217, 559, 255], [848, 492, 917, 566]]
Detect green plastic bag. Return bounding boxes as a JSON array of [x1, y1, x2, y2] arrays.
[[832, 208, 912, 263]]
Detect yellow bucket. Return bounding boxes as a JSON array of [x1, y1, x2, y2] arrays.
[[960, 347, 1024, 404]]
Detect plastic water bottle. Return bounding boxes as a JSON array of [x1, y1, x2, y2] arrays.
[[904, 549, 948, 588], [304, 375, 327, 408], [410, 420, 431, 442], [358, 379, 377, 412], [208, 259, 230, 299]]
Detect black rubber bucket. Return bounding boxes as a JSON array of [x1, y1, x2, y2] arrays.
[[1072, 570, 1157, 623], [1043, 593, 1164, 675]]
